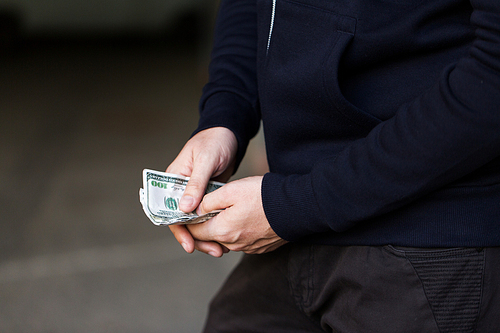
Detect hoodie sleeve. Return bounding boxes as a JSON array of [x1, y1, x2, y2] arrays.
[[193, 0, 260, 170]]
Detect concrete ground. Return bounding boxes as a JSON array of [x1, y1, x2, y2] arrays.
[[0, 34, 267, 332]]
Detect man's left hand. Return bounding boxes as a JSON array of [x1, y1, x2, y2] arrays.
[[187, 176, 287, 255]]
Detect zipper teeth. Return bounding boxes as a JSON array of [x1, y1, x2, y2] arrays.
[[266, 0, 276, 54]]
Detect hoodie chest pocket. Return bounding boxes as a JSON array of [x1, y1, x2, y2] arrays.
[[259, 0, 379, 128]]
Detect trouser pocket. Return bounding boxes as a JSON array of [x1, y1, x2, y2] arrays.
[[386, 246, 486, 333], [290, 245, 440, 333]]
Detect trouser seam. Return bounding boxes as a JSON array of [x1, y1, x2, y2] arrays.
[[472, 248, 486, 333]]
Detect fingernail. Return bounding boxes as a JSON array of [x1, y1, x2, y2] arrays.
[[181, 242, 189, 253], [180, 195, 194, 211], [208, 251, 219, 257]]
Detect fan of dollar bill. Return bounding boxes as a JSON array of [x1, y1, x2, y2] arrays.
[[139, 169, 224, 226]]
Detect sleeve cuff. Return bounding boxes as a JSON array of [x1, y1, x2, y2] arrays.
[[262, 172, 332, 241]]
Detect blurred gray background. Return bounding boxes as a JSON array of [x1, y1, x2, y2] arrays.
[[0, 1, 268, 332]]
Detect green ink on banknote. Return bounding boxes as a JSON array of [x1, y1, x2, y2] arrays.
[[164, 197, 179, 210]]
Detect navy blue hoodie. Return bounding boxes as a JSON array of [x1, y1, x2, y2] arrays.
[[195, 0, 500, 247]]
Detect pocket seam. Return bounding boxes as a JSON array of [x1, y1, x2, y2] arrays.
[[406, 248, 485, 333], [322, 26, 383, 129]]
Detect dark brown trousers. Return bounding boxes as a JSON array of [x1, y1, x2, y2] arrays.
[[203, 244, 500, 333]]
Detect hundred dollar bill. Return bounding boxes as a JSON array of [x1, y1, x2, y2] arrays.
[[140, 169, 224, 226]]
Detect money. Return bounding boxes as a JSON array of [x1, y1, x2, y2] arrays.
[[139, 169, 224, 226]]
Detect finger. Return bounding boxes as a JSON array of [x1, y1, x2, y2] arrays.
[[193, 240, 226, 257], [168, 225, 195, 253], [197, 185, 232, 216], [241, 239, 288, 255], [185, 221, 228, 257]]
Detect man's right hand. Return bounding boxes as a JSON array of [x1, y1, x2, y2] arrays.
[[165, 127, 238, 257]]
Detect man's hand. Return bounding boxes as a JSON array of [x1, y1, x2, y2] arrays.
[[166, 127, 238, 257], [187, 176, 287, 255]]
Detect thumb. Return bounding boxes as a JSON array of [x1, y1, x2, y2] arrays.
[[179, 164, 214, 213], [197, 185, 230, 216]]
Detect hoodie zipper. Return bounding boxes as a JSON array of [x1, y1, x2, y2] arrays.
[[266, 0, 276, 55]]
